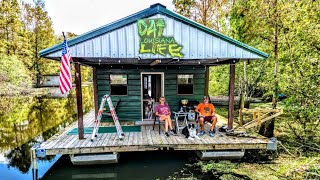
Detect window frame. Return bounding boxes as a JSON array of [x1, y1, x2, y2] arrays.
[[176, 74, 194, 95], [109, 74, 128, 96]]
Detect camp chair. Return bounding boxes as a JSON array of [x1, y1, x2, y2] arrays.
[[152, 102, 174, 134], [152, 102, 162, 134]]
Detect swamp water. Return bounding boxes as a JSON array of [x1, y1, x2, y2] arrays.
[[0, 86, 218, 180]]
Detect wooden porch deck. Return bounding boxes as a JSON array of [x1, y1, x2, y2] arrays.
[[40, 110, 269, 156]]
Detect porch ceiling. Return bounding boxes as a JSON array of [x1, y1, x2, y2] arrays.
[[63, 57, 239, 66]]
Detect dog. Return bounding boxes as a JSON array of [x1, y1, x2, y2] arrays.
[[182, 123, 200, 140]]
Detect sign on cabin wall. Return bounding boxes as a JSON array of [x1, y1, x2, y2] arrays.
[[137, 18, 184, 58]]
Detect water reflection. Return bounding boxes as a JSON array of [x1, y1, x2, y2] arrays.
[[0, 86, 93, 178], [43, 151, 196, 180]]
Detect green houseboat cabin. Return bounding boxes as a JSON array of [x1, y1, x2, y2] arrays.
[[40, 3, 268, 138]]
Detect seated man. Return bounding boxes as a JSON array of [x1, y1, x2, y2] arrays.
[[195, 96, 218, 137], [155, 96, 177, 137]]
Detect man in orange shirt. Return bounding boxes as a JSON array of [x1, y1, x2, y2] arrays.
[[195, 96, 218, 137]]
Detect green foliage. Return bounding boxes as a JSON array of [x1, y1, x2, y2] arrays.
[[208, 65, 229, 96], [196, 160, 238, 174], [0, 0, 23, 55], [173, 0, 232, 32], [279, 0, 320, 142], [0, 55, 32, 95], [195, 156, 320, 179], [0, 0, 91, 94], [0, 86, 94, 151], [172, 0, 195, 18], [222, 0, 319, 139], [21, 0, 57, 86]]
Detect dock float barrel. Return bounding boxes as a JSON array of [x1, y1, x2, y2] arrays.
[[70, 153, 119, 165], [196, 150, 244, 160]]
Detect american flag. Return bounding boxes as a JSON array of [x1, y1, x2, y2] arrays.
[[59, 33, 73, 94]]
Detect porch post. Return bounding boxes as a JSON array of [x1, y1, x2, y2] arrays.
[[93, 67, 98, 120], [75, 62, 84, 139], [228, 62, 235, 129], [204, 66, 209, 96]]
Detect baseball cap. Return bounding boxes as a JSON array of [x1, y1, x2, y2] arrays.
[[203, 96, 209, 99]]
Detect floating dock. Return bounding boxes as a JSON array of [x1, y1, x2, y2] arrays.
[[38, 110, 271, 158]]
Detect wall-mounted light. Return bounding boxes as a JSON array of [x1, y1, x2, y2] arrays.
[[150, 59, 161, 66]]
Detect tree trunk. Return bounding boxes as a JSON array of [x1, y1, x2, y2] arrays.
[[239, 92, 244, 126], [259, 0, 278, 138]]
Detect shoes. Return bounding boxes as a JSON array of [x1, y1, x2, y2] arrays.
[[165, 132, 170, 137], [197, 130, 205, 136], [209, 130, 215, 137], [170, 129, 177, 135]]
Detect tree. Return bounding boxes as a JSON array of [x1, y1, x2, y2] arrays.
[[173, 0, 232, 32], [280, 0, 320, 144], [0, 55, 32, 95], [0, 0, 28, 56], [173, 0, 195, 19], [21, 0, 56, 87], [229, 0, 319, 141]]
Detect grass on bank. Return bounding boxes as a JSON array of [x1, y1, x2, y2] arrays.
[[189, 103, 320, 180]]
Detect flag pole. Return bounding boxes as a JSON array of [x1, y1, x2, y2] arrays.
[[62, 31, 84, 139], [75, 61, 84, 139]]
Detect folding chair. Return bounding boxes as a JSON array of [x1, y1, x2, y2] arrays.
[[152, 102, 174, 134], [152, 102, 162, 134]]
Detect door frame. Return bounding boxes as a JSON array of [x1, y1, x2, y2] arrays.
[[140, 72, 164, 121]]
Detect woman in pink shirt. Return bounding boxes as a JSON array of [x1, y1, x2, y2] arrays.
[[156, 97, 176, 137]]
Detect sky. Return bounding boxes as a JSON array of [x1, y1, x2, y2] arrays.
[[23, 0, 175, 35]]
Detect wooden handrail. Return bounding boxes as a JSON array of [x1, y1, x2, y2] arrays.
[[235, 108, 283, 130]]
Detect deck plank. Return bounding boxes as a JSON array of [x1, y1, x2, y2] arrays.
[[142, 126, 151, 145], [136, 130, 142, 146], [63, 135, 79, 149], [132, 132, 138, 145], [91, 132, 104, 147], [146, 126, 155, 145], [41, 110, 270, 155], [95, 133, 107, 147], [101, 133, 113, 146]]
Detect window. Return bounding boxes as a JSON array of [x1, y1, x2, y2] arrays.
[[110, 74, 128, 95], [177, 74, 194, 95]]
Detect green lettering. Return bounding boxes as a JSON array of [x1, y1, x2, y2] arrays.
[[140, 44, 151, 53], [138, 18, 184, 58], [156, 19, 165, 38], [168, 44, 183, 58], [157, 44, 167, 56], [160, 38, 166, 43], [147, 20, 157, 38], [138, 20, 147, 36], [165, 37, 175, 44], [142, 38, 149, 43]]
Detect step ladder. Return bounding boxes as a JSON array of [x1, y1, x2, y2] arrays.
[[91, 95, 124, 141]]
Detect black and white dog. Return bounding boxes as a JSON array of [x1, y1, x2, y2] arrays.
[[182, 123, 200, 140]]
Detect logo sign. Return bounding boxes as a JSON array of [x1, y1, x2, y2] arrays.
[[137, 18, 183, 58]]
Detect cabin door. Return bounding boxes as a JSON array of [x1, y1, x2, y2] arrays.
[[141, 72, 164, 120]]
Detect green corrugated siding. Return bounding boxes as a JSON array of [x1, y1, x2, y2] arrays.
[[97, 66, 205, 122]]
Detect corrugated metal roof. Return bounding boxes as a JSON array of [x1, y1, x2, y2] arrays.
[[40, 3, 268, 61]]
